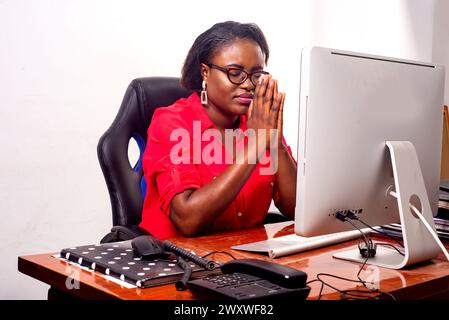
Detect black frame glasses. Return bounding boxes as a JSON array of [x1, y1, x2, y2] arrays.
[[206, 63, 269, 86]]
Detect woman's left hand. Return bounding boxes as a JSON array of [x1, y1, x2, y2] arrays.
[[247, 76, 286, 150], [276, 89, 286, 148]]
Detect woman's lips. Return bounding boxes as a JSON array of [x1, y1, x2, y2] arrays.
[[235, 94, 253, 106]]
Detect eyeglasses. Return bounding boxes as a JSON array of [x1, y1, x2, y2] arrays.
[[206, 63, 269, 86]]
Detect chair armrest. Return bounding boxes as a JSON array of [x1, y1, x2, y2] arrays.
[[100, 225, 150, 243], [264, 211, 292, 224]]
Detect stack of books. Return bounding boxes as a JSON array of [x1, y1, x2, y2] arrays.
[[378, 180, 449, 239], [439, 180, 449, 219], [379, 217, 449, 240]]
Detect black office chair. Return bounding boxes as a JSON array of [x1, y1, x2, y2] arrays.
[[98, 77, 289, 243], [98, 77, 191, 243]]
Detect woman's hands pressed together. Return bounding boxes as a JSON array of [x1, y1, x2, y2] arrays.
[[247, 74, 296, 219], [247, 75, 286, 153]]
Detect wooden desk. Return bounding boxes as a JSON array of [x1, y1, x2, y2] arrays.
[[18, 224, 449, 300]]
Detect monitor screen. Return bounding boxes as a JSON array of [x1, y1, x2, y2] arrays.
[[295, 47, 445, 239]]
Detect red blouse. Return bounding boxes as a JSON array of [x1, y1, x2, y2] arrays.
[[139, 92, 295, 239]]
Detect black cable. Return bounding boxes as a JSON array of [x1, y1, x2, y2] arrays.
[[316, 274, 375, 300], [201, 251, 237, 260], [354, 238, 373, 285], [318, 280, 325, 300], [318, 272, 371, 285], [343, 288, 397, 301], [351, 217, 405, 257], [343, 217, 370, 248], [315, 276, 364, 300], [313, 215, 376, 299], [356, 218, 404, 248], [374, 289, 397, 301], [303, 214, 398, 301], [175, 256, 192, 291], [317, 271, 373, 296], [352, 239, 397, 300], [341, 215, 404, 266], [305, 279, 321, 285], [376, 242, 405, 256], [315, 273, 396, 300], [163, 240, 220, 270]]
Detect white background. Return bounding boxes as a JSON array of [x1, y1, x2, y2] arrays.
[[1, 0, 448, 299]]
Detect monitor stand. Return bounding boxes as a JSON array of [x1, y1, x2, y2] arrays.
[[333, 141, 441, 269]]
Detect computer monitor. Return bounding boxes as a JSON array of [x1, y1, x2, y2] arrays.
[[295, 47, 445, 269]]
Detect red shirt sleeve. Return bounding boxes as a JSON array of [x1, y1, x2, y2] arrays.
[[143, 108, 201, 216]]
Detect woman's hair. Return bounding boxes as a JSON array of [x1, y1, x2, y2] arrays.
[[181, 21, 270, 91]]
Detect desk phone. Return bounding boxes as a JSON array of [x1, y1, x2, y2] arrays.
[[187, 259, 311, 300]]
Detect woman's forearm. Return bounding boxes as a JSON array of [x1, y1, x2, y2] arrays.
[[274, 144, 297, 219], [170, 142, 263, 236]]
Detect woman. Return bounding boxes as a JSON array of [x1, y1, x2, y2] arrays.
[[139, 21, 297, 239]]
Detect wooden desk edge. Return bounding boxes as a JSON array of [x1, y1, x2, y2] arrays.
[[18, 253, 195, 300], [18, 253, 121, 300]]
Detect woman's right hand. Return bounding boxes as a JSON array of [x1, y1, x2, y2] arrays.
[[246, 75, 285, 152]]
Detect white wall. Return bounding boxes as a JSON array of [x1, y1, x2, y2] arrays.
[[433, 0, 449, 106], [0, 0, 444, 299]]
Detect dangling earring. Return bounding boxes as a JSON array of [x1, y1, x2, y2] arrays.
[[201, 80, 208, 105]]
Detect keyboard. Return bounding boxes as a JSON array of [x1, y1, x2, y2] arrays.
[[231, 228, 369, 258]]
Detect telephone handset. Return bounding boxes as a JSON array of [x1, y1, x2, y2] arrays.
[[187, 258, 311, 300]]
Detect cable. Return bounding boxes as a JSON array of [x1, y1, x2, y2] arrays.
[[356, 218, 404, 248], [304, 213, 397, 301], [410, 203, 449, 261], [318, 271, 371, 285], [313, 271, 397, 300], [315, 273, 394, 300], [338, 215, 378, 288], [162, 240, 221, 270], [341, 210, 405, 256], [201, 251, 237, 260], [175, 256, 192, 291], [389, 190, 449, 262], [305, 279, 321, 285], [376, 242, 405, 256], [318, 280, 325, 299], [341, 289, 396, 301], [352, 250, 374, 288], [340, 215, 371, 249]]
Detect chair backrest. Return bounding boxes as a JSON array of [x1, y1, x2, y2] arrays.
[[98, 77, 192, 226]]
